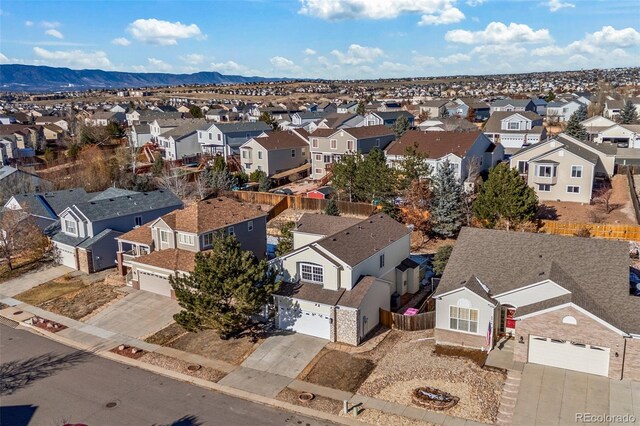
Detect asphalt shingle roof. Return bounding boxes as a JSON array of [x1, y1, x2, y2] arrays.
[[72, 190, 182, 222], [295, 214, 362, 237]]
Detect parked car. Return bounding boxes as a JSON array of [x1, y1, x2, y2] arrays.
[[271, 188, 293, 195]]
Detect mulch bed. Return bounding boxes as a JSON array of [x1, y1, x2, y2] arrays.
[[434, 344, 488, 367], [110, 344, 146, 360], [30, 316, 67, 333]]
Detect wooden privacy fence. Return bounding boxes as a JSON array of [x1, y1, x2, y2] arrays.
[[626, 169, 640, 225], [223, 190, 376, 218], [540, 220, 640, 241], [379, 308, 435, 331]]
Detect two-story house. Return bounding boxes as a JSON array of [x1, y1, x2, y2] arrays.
[[274, 213, 417, 344], [489, 99, 536, 115], [508, 134, 614, 203], [363, 111, 414, 127], [337, 102, 359, 114], [52, 190, 183, 273], [116, 197, 268, 298], [433, 227, 640, 380], [198, 122, 272, 159], [419, 100, 449, 119], [581, 115, 616, 142], [484, 111, 547, 153], [239, 131, 309, 176], [545, 99, 587, 123], [308, 125, 396, 180], [156, 119, 207, 161], [385, 130, 503, 183]]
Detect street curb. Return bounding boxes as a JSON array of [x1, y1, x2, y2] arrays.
[[11, 320, 368, 426]]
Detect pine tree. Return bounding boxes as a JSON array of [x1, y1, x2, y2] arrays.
[[620, 100, 639, 124], [432, 245, 453, 276], [356, 100, 366, 115], [332, 153, 361, 202], [276, 221, 295, 256], [151, 154, 164, 176], [473, 163, 538, 230], [574, 104, 588, 122], [564, 110, 588, 141], [396, 144, 432, 190], [430, 161, 465, 238], [258, 174, 271, 192], [189, 105, 204, 118], [259, 112, 280, 131], [354, 148, 395, 203], [394, 115, 410, 138], [324, 198, 340, 216], [171, 234, 280, 338]]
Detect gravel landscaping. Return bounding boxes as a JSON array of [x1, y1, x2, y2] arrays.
[[358, 331, 505, 424], [139, 352, 227, 382], [276, 387, 343, 415]]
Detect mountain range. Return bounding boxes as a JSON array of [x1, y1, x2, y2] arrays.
[[0, 64, 290, 92]]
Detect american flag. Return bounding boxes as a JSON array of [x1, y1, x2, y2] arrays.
[[486, 321, 492, 347]]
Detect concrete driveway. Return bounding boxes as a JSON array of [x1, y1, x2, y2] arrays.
[[512, 364, 640, 426], [0, 265, 72, 299], [84, 290, 181, 339]]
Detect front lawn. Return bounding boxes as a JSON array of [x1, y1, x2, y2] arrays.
[[15, 277, 86, 305]]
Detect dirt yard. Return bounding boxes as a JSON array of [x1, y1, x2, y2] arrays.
[[358, 331, 505, 424], [139, 352, 227, 382], [144, 323, 260, 366], [538, 174, 636, 224], [14, 272, 123, 320], [276, 387, 344, 415]]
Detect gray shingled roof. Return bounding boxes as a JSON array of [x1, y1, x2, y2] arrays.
[[491, 99, 534, 108], [10, 188, 91, 219], [89, 187, 138, 202], [77, 228, 122, 249], [484, 111, 543, 134], [71, 190, 182, 222], [295, 214, 362, 237], [434, 227, 640, 335], [159, 119, 208, 139], [52, 231, 86, 246], [277, 281, 345, 306], [213, 122, 271, 134]]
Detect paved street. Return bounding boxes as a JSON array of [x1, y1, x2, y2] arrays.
[[512, 363, 640, 426], [0, 325, 334, 426]]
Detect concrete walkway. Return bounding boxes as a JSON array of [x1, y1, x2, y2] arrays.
[[0, 265, 72, 297], [485, 337, 524, 372]]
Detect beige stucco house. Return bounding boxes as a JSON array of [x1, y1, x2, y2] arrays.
[[239, 131, 309, 176], [433, 227, 640, 380]]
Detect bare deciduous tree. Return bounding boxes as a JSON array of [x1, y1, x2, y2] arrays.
[[158, 169, 189, 199], [595, 187, 615, 214], [0, 211, 50, 271]]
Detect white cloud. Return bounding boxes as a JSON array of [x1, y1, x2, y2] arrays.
[[180, 53, 205, 64], [584, 25, 640, 48], [270, 56, 296, 69], [466, 0, 486, 5], [210, 61, 257, 75], [112, 37, 131, 46], [445, 22, 552, 44], [299, 0, 464, 25], [32, 46, 112, 69], [531, 45, 566, 56], [0, 52, 9, 64], [546, 0, 574, 12], [147, 58, 172, 72], [45, 29, 64, 39], [532, 26, 640, 57], [304, 48, 317, 55], [331, 44, 384, 65], [25, 20, 33, 27], [127, 18, 204, 45], [41, 21, 60, 29], [439, 52, 471, 64]]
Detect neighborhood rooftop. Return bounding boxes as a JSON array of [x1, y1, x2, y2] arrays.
[[386, 130, 485, 158]]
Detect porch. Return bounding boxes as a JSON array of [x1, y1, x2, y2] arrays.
[[485, 336, 524, 371]]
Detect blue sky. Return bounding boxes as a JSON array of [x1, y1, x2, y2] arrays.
[[0, 0, 638, 79]]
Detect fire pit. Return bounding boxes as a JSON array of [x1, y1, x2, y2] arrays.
[[411, 386, 459, 410]]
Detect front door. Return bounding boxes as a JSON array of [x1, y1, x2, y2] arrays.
[[505, 308, 516, 334]]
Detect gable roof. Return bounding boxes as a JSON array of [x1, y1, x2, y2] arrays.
[[211, 122, 271, 134], [251, 131, 307, 150], [295, 213, 362, 237], [434, 227, 639, 335], [370, 111, 414, 120], [159, 119, 208, 139], [385, 130, 483, 158], [8, 188, 91, 219], [133, 248, 198, 272], [315, 214, 410, 267], [159, 196, 266, 234], [343, 125, 395, 139], [71, 190, 182, 222], [484, 111, 543, 134], [491, 99, 534, 108]]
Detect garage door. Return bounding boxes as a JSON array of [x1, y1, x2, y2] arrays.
[[278, 307, 330, 340], [528, 335, 610, 377], [138, 270, 172, 297], [56, 244, 77, 269]]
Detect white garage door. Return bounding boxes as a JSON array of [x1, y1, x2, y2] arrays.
[[56, 244, 77, 269], [138, 270, 172, 297], [278, 307, 330, 340], [528, 335, 610, 377]]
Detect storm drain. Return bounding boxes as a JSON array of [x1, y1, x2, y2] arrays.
[[0, 316, 19, 328]]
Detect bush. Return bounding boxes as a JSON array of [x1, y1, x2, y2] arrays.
[[249, 170, 266, 182]]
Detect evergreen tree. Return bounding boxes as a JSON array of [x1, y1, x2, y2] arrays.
[[356, 100, 366, 115], [473, 163, 538, 230], [564, 110, 588, 141], [250, 169, 267, 182], [380, 199, 402, 222], [620, 100, 639, 124], [544, 90, 555, 102], [258, 173, 271, 192], [396, 144, 431, 190], [324, 198, 340, 216], [394, 115, 410, 138], [574, 104, 588, 122], [331, 153, 361, 202], [354, 148, 395, 203], [430, 161, 465, 238], [275, 221, 295, 256], [432, 245, 453, 276], [189, 105, 204, 118], [151, 154, 164, 176], [259, 112, 280, 131], [171, 234, 280, 338], [202, 165, 235, 191]]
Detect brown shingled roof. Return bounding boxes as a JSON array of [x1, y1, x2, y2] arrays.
[[337, 276, 377, 308], [277, 281, 345, 306], [133, 248, 197, 272], [252, 131, 308, 150], [385, 130, 483, 158], [309, 125, 394, 140], [295, 213, 362, 237], [117, 224, 153, 246]]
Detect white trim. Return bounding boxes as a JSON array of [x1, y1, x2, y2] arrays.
[[493, 279, 556, 298], [514, 302, 629, 336]]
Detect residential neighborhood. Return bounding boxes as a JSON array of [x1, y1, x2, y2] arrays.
[[1, 2, 640, 425]]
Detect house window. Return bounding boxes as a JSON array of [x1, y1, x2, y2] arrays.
[[209, 133, 212, 140], [449, 306, 479, 333], [379, 253, 385, 268], [248, 220, 254, 231], [217, 134, 221, 141], [135, 216, 143, 226], [347, 140, 354, 151], [538, 184, 551, 192], [571, 165, 582, 178], [376, 138, 380, 147], [300, 263, 323, 284], [536, 165, 556, 177], [178, 233, 195, 246], [245, 163, 252, 170], [508, 121, 519, 130], [258, 151, 263, 160], [517, 161, 529, 174], [567, 185, 580, 194], [242, 150, 247, 159], [257, 165, 262, 171], [160, 230, 170, 243], [302, 148, 306, 156], [315, 168, 323, 174], [315, 154, 322, 161], [330, 139, 337, 149], [291, 149, 296, 158], [64, 219, 77, 235], [228, 226, 235, 236], [323, 155, 332, 164], [203, 232, 213, 247], [312, 138, 318, 148]]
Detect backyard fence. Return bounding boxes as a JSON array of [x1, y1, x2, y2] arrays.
[[379, 308, 435, 331], [626, 169, 640, 225], [223, 190, 376, 218], [539, 220, 640, 241]]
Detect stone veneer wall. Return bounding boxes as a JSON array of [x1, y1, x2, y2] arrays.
[[77, 248, 94, 274], [434, 328, 487, 349], [514, 306, 626, 380], [335, 307, 359, 346]]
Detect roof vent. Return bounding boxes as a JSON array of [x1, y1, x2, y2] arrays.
[[539, 271, 545, 276], [369, 220, 373, 223], [332, 238, 337, 241]]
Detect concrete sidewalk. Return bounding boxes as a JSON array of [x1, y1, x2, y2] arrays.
[[0, 265, 72, 298]]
